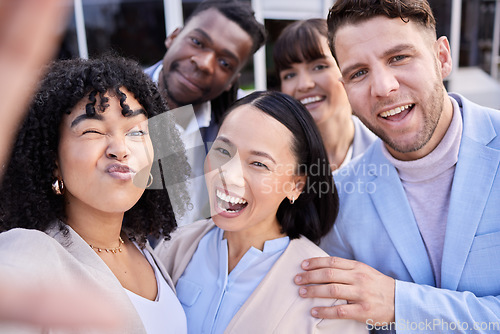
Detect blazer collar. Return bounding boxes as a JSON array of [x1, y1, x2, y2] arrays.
[[367, 145, 435, 286], [46, 222, 147, 333], [225, 237, 334, 332], [441, 94, 500, 290], [48, 223, 175, 290], [367, 94, 500, 289], [46, 222, 119, 277], [450, 93, 497, 145]]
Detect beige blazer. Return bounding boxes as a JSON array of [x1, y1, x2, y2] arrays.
[[0, 223, 176, 334], [155, 219, 367, 334]]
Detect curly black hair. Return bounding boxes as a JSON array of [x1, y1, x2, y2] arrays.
[[189, 0, 267, 55], [0, 55, 190, 245]]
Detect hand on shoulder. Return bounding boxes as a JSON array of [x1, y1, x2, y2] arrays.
[[295, 256, 395, 324]]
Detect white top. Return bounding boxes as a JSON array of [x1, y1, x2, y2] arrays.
[[125, 246, 187, 334]]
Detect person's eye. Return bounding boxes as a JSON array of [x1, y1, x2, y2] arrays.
[[313, 64, 328, 71], [252, 161, 269, 170], [350, 69, 368, 80], [127, 130, 147, 137], [391, 55, 407, 63], [218, 58, 231, 69], [216, 147, 231, 157], [82, 129, 104, 135], [281, 72, 295, 81], [191, 37, 202, 47]]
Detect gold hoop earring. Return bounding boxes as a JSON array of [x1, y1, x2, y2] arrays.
[[52, 179, 64, 195], [289, 196, 295, 205], [146, 173, 153, 188]]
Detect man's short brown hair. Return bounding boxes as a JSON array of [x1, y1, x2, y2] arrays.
[[327, 0, 436, 58]]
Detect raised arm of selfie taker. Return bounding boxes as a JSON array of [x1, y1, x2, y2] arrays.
[[0, 275, 121, 330], [0, 0, 68, 176], [295, 256, 395, 324], [0, 0, 122, 331]]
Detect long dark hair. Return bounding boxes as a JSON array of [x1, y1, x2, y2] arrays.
[[0, 55, 190, 245], [220, 91, 339, 244]]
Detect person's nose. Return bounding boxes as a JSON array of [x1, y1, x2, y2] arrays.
[[219, 151, 245, 188], [370, 65, 399, 98], [191, 51, 215, 75], [106, 135, 130, 161], [297, 71, 315, 92]]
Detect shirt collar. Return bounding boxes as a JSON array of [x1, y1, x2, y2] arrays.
[[151, 63, 162, 83], [194, 101, 212, 129]]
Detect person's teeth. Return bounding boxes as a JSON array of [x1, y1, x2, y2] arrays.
[[300, 96, 323, 105], [216, 189, 247, 205], [380, 104, 413, 118]]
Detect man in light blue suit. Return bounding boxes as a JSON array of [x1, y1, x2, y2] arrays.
[[294, 0, 500, 332]]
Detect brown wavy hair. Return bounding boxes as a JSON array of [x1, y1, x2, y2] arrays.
[[327, 0, 436, 57], [273, 19, 328, 80]]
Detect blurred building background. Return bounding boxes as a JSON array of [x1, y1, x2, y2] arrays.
[[59, 0, 500, 108]]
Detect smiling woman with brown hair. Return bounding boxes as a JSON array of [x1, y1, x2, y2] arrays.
[[274, 19, 376, 171]]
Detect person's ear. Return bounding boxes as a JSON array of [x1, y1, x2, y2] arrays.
[[435, 36, 453, 80], [165, 27, 182, 49], [53, 159, 61, 179], [288, 175, 306, 203]]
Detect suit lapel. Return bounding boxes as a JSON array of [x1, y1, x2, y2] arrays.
[[225, 239, 300, 332], [47, 223, 147, 333], [368, 146, 435, 285], [441, 95, 500, 290], [225, 238, 331, 333], [47, 223, 117, 277]]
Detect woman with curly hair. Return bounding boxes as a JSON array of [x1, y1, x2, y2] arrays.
[[0, 55, 189, 333]]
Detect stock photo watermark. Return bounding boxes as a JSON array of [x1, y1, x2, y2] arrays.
[[366, 319, 500, 332]]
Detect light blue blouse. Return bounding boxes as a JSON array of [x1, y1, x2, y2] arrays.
[[176, 226, 289, 334]]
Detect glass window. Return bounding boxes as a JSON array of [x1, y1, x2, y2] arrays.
[[59, 0, 166, 68]]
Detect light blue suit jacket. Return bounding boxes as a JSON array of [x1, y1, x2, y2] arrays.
[[321, 94, 500, 333]]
